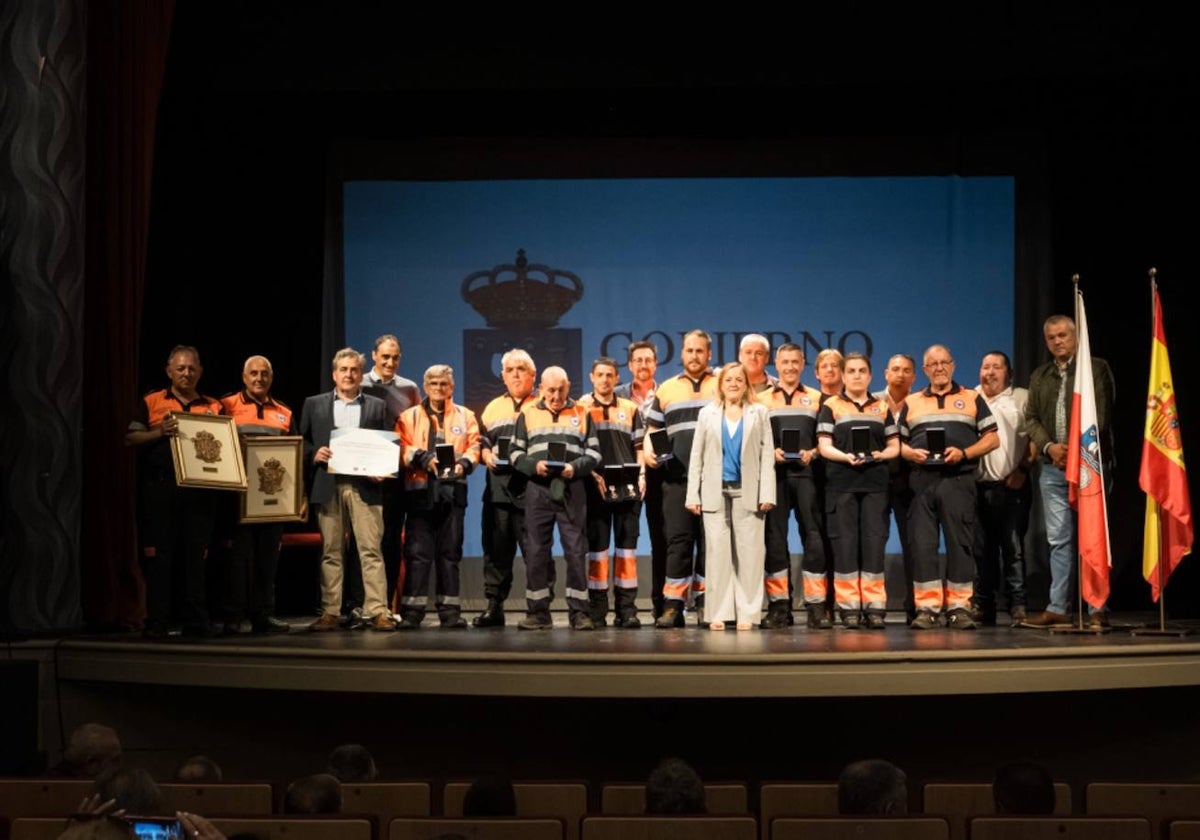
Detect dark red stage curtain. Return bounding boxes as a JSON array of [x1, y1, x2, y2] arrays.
[[82, 0, 175, 629]]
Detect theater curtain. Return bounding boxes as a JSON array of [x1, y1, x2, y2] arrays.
[[81, 0, 175, 630]]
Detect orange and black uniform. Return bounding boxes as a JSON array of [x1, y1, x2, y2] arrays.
[[644, 371, 717, 618], [510, 398, 601, 620], [219, 391, 294, 628], [579, 393, 644, 625], [898, 382, 997, 615], [763, 383, 827, 615], [130, 388, 224, 634], [478, 392, 537, 605], [817, 393, 897, 619], [397, 398, 480, 625]]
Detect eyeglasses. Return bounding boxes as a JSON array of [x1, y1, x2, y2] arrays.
[[925, 360, 954, 369]]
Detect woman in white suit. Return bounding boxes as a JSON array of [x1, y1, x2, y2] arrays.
[[685, 363, 777, 630]]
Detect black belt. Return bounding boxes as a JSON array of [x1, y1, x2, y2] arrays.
[[722, 480, 741, 489]]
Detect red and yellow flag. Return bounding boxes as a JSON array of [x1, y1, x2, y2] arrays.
[[1139, 287, 1193, 602]]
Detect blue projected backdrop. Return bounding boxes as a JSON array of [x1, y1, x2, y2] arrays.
[[344, 177, 1014, 556]]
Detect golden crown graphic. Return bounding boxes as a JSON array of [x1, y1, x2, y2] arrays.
[[461, 249, 583, 330]]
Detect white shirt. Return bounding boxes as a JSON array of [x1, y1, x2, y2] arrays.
[[976, 384, 1030, 482]]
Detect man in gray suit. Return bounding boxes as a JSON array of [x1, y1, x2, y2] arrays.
[[300, 347, 395, 631]]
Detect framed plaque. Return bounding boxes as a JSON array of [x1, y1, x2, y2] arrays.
[[170, 413, 248, 490], [240, 435, 305, 523]]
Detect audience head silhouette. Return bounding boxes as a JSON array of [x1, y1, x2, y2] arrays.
[[993, 760, 1055, 814], [326, 743, 378, 783], [462, 775, 517, 817], [175, 755, 223, 783], [95, 767, 162, 815], [60, 724, 122, 779], [838, 759, 908, 816], [645, 757, 706, 815], [284, 773, 342, 814]]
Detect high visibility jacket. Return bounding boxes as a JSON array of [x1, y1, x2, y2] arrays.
[[577, 393, 644, 468], [510, 398, 601, 483], [131, 388, 223, 474], [764, 382, 823, 474], [817, 391, 897, 493], [644, 371, 717, 479], [397, 399, 480, 492], [220, 391, 294, 435], [898, 382, 997, 476]]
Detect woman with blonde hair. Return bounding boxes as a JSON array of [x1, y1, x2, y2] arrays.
[[685, 363, 776, 630]]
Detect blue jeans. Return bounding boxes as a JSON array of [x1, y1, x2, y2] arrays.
[[1039, 464, 1105, 615]]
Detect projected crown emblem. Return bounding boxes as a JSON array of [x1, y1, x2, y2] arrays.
[[461, 249, 584, 330]]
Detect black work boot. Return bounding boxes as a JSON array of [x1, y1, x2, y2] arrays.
[[759, 601, 792, 630], [588, 590, 610, 627], [806, 604, 833, 629], [472, 599, 505, 628]]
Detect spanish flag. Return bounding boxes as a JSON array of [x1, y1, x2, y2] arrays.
[[1139, 286, 1193, 602]]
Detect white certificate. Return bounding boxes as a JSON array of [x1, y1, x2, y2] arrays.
[[328, 427, 400, 477]]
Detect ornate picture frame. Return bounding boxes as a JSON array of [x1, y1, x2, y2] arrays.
[[240, 435, 305, 523], [169, 413, 248, 490]]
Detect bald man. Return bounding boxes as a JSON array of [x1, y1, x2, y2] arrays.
[[220, 356, 295, 634], [509, 367, 601, 630]]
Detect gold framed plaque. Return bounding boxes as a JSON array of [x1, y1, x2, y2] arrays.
[[170, 413, 248, 490], [240, 435, 305, 522]]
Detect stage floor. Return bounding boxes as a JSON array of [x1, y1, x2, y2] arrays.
[[23, 611, 1200, 700]]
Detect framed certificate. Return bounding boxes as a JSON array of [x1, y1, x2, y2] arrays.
[[241, 436, 305, 523], [170, 413, 248, 490]]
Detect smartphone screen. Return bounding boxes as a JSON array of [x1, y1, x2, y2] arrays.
[[129, 818, 184, 840]]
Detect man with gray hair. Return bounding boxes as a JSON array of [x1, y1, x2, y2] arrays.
[[300, 348, 394, 631], [474, 348, 540, 627], [395, 365, 480, 629], [738, 333, 776, 394], [50, 723, 122, 779]]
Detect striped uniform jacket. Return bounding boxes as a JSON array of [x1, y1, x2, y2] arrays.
[[479, 392, 536, 505], [577, 392, 644, 470], [510, 398, 601, 484], [763, 382, 823, 475], [397, 398, 481, 493], [643, 371, 718, 481], [817, 392, 898, 493], [898, 382, 997, 476]]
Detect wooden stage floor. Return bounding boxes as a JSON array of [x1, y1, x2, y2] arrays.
[[22, 611, 1200, 700]]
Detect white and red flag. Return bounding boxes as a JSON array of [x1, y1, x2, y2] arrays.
[[1066, 286, 1111, 608]]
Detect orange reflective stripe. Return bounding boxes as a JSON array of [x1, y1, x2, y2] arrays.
[[691, 578, 706, 594], [834, 578, 861, 602], [663, 580, 689, 599], [913, 585, 944, 611], [861, 577, 887, 603], [944, 584, 973, 610], [765, 577, 789, 596], [588, 557, 610, 584], [614, 555, 638, 580], [803, 575, 827, 600]]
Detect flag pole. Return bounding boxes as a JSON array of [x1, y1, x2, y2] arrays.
[[1074, 274, 1086, 632], [1132, 267, 1192, 636], [1154, 270, 1167, 632], [1053, 274, 1104, 634]]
